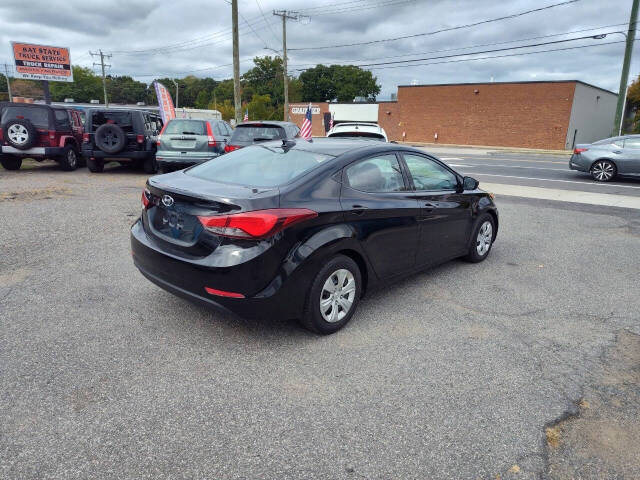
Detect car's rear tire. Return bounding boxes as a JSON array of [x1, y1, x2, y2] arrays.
[[300, 254, 362, 334], [143, 156, 158, 174], [590, 160, 616, 182], [0, 156, 22, 170], [58, 144, 79, 171], [4, 119, 37, 150], [87, 158, 104, 173], [464, 213, 495, 263], [94, 124, 126, 154]]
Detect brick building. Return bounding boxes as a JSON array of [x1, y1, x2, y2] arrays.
[[377, 81, 617, 150]]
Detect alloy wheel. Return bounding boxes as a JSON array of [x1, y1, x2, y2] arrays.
[[476, 220, 493, 256], [592, 161, 614, 181], [67, 149, 77, 167], [320, 268, 356, 323], [8, 124, 29, 145]]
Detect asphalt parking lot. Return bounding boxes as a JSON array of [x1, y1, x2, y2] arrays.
[[1, 160, 640, 479]]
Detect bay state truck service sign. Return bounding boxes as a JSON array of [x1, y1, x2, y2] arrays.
[[11, 42, 73, 82]]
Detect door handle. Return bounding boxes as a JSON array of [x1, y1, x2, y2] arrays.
[[423, 202, 436, 211], [613, 150, 622, 154], [351, 205, 368, 215]]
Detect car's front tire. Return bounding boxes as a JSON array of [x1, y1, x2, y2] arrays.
[[591, 160, 616, 182], [87, 158, 104, 173], [465, 214, 495, 263], [300, 254, 362, 334], [0, 156, 22, 170]]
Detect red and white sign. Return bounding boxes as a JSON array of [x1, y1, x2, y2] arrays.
[[11, 41, 73, 82], [154, 81, 176, 123]]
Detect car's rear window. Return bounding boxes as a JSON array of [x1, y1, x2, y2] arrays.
[[231, 125, 285, 143], [164, 120, 206, 135], [91, 111, 132, 131], [186, 145, 332, 187], [329, 132, 385, 140], [1, 106, 49, 129]]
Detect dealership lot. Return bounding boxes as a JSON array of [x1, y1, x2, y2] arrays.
[[1, 160, 640, 478]]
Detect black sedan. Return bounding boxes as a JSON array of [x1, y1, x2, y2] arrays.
[[131, 139, 498, 334]]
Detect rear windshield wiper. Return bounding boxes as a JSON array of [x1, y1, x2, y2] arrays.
[[253, 137, 275, 142]]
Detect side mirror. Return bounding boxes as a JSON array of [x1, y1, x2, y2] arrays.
[[463, 176, 479, 190]]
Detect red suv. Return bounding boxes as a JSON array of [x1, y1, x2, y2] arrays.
[[0, 103, 84, 171]]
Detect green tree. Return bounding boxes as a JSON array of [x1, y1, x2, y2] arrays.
[[107, 75, 148, 104], [299, 64, 380, 102], [50, 66, 102, 102], [195, 89, 211, 109], [242, 56, 284, 106], [627, 74, 640, 133]]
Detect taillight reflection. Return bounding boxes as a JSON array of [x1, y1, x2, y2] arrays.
[[224, 144, 239, 153], [141, 188, 151, 209]]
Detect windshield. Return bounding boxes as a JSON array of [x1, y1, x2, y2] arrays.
[[186, 145, 333, 187], [164, 120, 206, 135], [1, 106, 49, 129], [231, 125, 285, 143]]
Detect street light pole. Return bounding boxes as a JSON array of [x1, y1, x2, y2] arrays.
[[172, 79, 179, 109], [613, 0, 638, 135]]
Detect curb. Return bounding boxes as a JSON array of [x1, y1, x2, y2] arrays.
[[398, 141, 570, 156]]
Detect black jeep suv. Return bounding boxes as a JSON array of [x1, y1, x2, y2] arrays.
[[81, 109, 163, 173], [0, 102, 84, 171]]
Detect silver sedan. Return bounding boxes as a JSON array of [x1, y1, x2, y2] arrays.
[[569, 135, 640, 182]]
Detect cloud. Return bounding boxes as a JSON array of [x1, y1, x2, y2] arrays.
[[0, 0, 635, 97]]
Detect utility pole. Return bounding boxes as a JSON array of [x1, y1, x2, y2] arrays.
[[172, 79, 180, 109], [232, 0, 241, 124], [613, 0, 638, 135], [2, 64, 12, 102], [273, 10, 300, 122], [90, 49, 112, 107]]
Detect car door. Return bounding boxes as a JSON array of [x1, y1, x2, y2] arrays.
[[400, 152, 473, 266], [620, 137, 640, 175], [340, 153, 420, 279]]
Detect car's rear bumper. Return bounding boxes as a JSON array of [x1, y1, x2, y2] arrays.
[[156, 153, 219, 166], [130, 219, 308, 320], [569, 154, 590, 172], [1, 146, 64, 157], [82, 148, 152, 160]]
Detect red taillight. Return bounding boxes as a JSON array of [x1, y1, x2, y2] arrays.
[[198, 208, 318, 239], [204, 287, 245, 298], [224, 144, 239, 153], [206, 121, 216, 147], [82, 133, 89, 143], [137, 134, 144, 144], [48, 130, 56, 142], [157, 123, 167, 146], [141, 188, 151, 209], [574, 147, 588, 154]]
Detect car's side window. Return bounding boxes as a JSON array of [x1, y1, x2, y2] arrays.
[[54, 110, 71, 130], [402, 154, 458, 191], [345, 154, 406, 193], [624, 137, 640, 149]]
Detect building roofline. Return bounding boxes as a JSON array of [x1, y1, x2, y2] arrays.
[[397, 80, 617, 96]]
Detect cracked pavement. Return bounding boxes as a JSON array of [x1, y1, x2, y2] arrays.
[[1, 162, 639, 479]]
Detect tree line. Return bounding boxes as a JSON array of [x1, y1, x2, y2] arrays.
[[0, 56, 381, 121]]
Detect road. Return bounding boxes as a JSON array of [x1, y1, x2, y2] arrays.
[[418, 146, 640, 197], [1, 160, 639, 479]]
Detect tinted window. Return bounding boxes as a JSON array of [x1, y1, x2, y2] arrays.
[[91, 111, 132, 131], [346, 155, 405, 193], [329, 132, 385, 140], [403, 154, 458, 191], [231, 125, 285, 142], [165, 119, 206, 135], [624, 137, 640, 149], [212, 122, 224, 136], [187, 145, 332, 187], [2, 106, 49, 128], [54, 110, 71, 129], [224, 122, 233, 135]]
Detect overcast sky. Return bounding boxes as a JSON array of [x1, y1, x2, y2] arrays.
[[0, 0, 635, 99]]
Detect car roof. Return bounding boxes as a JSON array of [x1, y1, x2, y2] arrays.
[[238, 121, 296, 127]]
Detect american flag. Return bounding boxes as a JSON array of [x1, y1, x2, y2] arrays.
[[329, 113, 334, 131], [243, 109, 248, 122], [300, 103, 312, 141]]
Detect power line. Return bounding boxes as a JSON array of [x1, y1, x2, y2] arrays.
[[365, 39, 633, 71], [256, 0, 280, 44], [289, 0, 581, 51], [321, 32, 625, 69], [288, 23, 629, 67], [298, 0, 417, 17]]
